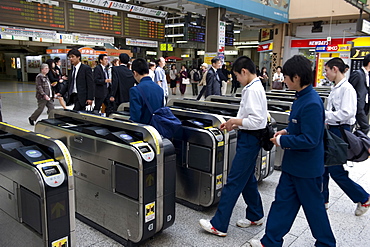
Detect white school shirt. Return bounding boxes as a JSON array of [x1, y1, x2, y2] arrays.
[[325, 78, 357, 125], [237, 78, 268, 130]]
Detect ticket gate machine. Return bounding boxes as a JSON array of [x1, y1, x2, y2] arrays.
[[34, 109, 176, 246], [167, 99, 280, 181], [0, 122, 75, 247], [111, 108, 234, 210]]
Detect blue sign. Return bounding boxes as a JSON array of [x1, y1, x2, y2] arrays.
[[191, 0, 289, 23]]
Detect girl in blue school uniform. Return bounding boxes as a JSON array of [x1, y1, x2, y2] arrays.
[[249, 55, 336, 247]]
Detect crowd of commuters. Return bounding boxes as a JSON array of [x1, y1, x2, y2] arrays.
[[8, 49, 367, 247]]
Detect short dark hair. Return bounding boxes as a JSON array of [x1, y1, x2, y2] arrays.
[[232, 56, 256, 74], [276, 66, 282, 71], [211, 57, 220, 65], [363, 54, 370, 67], [132, 58, 149, 75], [54, 57, 60, 63], [325, 57, 346, 73], [67, 49, 81, 59], [119, 53, 130, 64], [98, 54, 107, 63], [282, 55, 312, 87]]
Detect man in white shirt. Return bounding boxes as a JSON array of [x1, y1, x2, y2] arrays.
[[349, 54, 370, 134], [200, 56, 267, 237], [154, 57, 168, 102], [323, 57, 370, 216]]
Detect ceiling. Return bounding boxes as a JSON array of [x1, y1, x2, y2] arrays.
[[134, 0, 275, 30]]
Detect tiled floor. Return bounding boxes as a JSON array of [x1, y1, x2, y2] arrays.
[[1, 79, 369, 246]]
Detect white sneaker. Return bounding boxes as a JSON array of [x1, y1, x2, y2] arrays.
[[355, 197, 370, 216], [236, 218, 263, 228], [199, 219, 227, 237], [248, 239, 263, 247]]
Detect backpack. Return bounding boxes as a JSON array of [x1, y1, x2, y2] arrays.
[[137, 87, 182, 139], [260, 117, 276, 151], [340, 128, 370, 162], [193, 70, 201, 81]]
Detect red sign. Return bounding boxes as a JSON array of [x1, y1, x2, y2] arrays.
[[326, 45, 339, 51], [291, 38, 355, 48], [257, 43, 272, 52]]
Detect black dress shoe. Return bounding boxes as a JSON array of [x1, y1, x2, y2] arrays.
[[28, 117, 34, 126]]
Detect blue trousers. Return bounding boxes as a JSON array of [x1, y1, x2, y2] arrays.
[[261, 172, 336, 247], [322, 126, 369, 204], [210, 131, 263, 233]]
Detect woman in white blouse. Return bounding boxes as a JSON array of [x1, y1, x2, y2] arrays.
[[272, 66, 284, 90]]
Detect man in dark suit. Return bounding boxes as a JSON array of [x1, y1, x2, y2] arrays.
[[110, 53, 135, 109], [205, 57, 222, 98], [57, 49, 94, 111], [129, 58, 164, 124], [93, 54, 111, 113], [349, 54, 370, 134]]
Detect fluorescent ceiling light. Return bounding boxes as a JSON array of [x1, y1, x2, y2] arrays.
[[165, 23, 185, 28], [233, 30, 241, 34], [165, 34, 184, 37], [176, 40, 188, 43]]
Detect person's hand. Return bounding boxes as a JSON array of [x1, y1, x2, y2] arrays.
[[55, 93, 61, 97], [273, 129, 287, 138], [270, 136, 279, 146], [44, 95, 50, 101], [110, 96, 115, 102], [106, 79, 112, 83], [86, 100, 93, 105], [62, 75, 67, 80], [220, 119, 238, 132]]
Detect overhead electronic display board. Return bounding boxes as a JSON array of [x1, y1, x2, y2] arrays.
[[188, 25, 205, 43], [124, 15, 164, 40], [0, 0, 65, 30], [225, 31, 234, 46], [68, 4, 122, 36]]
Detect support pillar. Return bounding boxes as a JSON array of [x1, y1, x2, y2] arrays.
[[272, 23, 286, 73]]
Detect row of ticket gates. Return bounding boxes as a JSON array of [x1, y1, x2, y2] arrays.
[[0, 87, 331, 247]]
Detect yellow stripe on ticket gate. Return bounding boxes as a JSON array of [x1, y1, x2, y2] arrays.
[[218, 141, 224, 147], [33, 159, 54, 165]]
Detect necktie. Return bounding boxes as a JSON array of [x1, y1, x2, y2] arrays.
[[105, 67, 109, 87], [69, 66, 76, 95]]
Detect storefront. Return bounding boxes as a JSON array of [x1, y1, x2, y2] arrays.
[[257, 42, 273, 75]]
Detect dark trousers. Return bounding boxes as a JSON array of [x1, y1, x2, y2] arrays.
[[322, 125, 369, 204], [93, 91, 110, 113], [210, 131, 263, 233], [261, 172, 336, 247], [196, 86, 206, 100], [356, 104, 369, 134], [191, 83, 198, 96], [69, 93, 85, 111]]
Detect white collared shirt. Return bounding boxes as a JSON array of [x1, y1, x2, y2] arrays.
[[237, 78, 267, 130], [72, 62, 81, 93], [325, 78, 357, 125]]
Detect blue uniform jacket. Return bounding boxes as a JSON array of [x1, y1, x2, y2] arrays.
[[129, 76, 164, 124], [280, 85, 325, 178]]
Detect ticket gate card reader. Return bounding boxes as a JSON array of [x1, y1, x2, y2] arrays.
[[0, 123, 75, 247], [167, 99, 276, 182], [35, 109, 175, 246]]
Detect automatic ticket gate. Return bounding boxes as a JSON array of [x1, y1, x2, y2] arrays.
[[34, 109, 176, 246], [111, 108, 234, 210], [0, 122, 75, 247], [167, 99, 279, 182]]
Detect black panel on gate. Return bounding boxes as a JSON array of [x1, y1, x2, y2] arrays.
[[188, 144, 212, 173], [20, 186, 42, 235], [115, 163, 139, 200]]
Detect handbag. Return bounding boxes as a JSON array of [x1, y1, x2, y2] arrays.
[[182, 78, 190, 84], [340, 128, 370, 162], [324, 128, 348, 166], [272, 80, 283, 90], [137, 87, 182, 139]]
